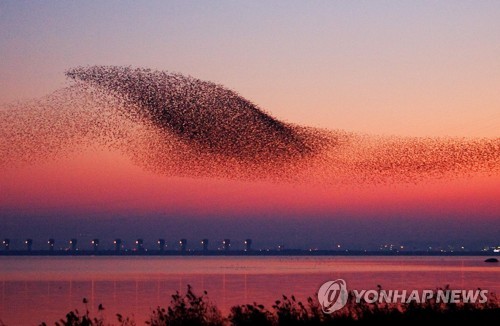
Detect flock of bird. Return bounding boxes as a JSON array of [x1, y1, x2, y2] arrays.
[[1, 65, 498, 185]]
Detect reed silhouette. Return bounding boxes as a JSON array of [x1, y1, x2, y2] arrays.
[[37, 285, 499, 325]]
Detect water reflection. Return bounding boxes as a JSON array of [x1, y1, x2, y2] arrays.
[[0, 257, 498, 325]]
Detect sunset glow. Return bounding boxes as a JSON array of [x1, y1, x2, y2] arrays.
[[0, 1, 499, 250]]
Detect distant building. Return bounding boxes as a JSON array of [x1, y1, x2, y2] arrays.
[[69, 239, 77, 251], [223, 239, 231, 251], [158, 239, 166, 251], [278, 244, 285, 251], [25, 239, 33, 251], [92, 239, 99, 251], [3, 239, 10, 251], [244, 239, 252, 251], [135, 239, 144, 251], [113, 239, 122, 252], [201, 239, 209, 251], [48, 239, 55, 251], [179, 239, 187, 252]]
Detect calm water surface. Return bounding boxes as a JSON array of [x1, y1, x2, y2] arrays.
[[0, 256, 498, 325]]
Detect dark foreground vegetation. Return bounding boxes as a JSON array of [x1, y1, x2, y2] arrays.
[[30, 285, 499, 325]]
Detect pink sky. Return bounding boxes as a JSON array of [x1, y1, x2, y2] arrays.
[[1, 2, 499, 138], [1, 148, 498, 220], [0, 1, 498, 249]]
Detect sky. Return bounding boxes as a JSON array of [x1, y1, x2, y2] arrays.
[[0, 1, 499, 250]]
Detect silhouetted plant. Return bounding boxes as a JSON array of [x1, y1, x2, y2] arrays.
[[229, 302, 273, 326], [39, 285, 500, 325], [39, 298, 136, 326], [272, 295, 321, 325], [39, 298, 105, 326], [116, 313, 137, 326], [146, 285, 223, 326]]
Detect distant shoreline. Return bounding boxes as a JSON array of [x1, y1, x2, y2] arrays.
[[0, 250, 498, 257]]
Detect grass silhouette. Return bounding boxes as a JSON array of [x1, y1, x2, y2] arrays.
[[36, 285, 499, 325]]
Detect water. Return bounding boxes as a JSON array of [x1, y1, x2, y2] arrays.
[[0, 256, 498, 325]]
